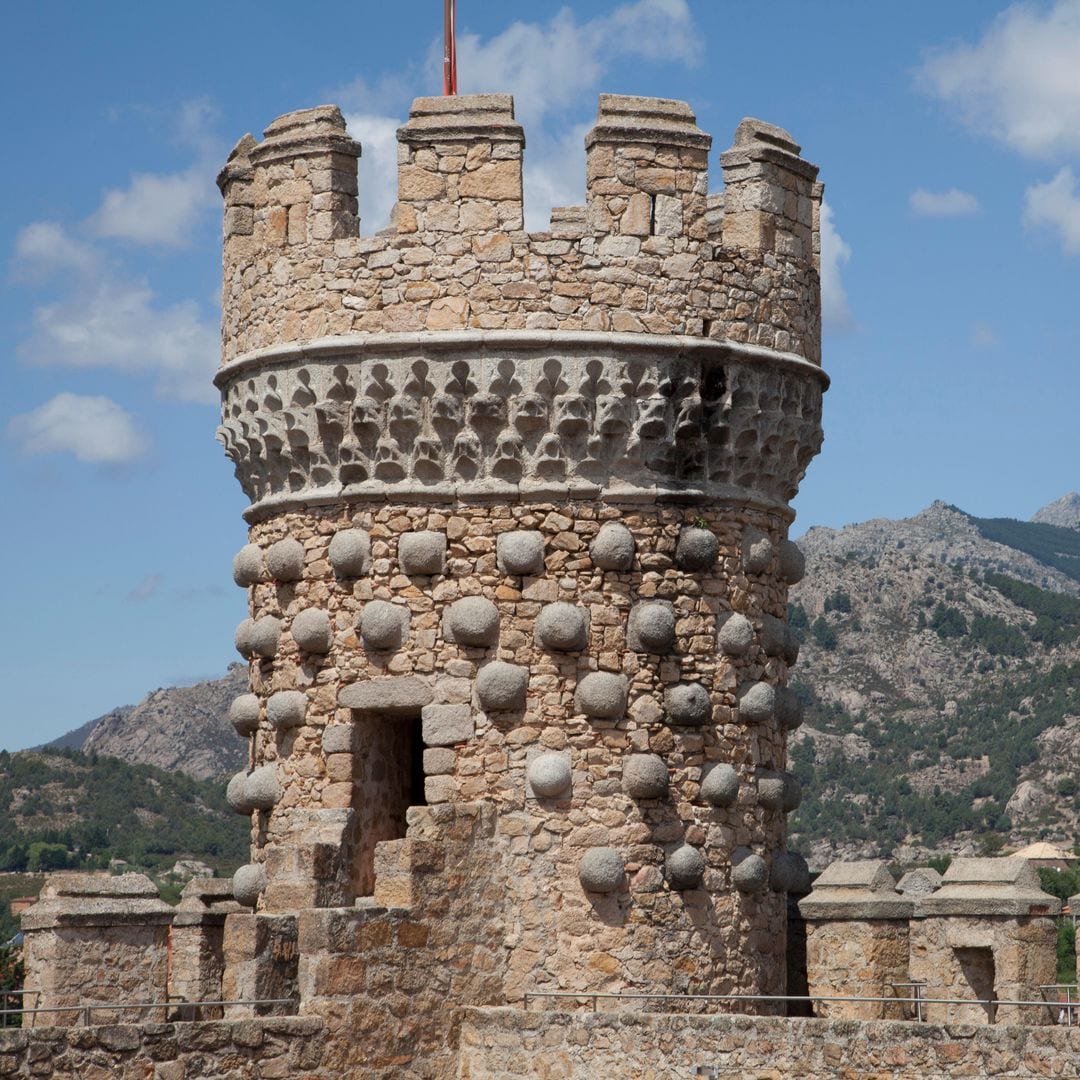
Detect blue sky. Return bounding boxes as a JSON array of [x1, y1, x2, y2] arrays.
[[2, 0, 1079, 750]]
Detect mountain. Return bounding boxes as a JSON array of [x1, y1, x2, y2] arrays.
[[1031, 491, 1080, 530], [788, 498, 1080, 868], [50, 667, 248, 780]]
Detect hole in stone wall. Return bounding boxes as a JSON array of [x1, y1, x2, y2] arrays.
[[955, 947, 996, 1023], [649, 193, 657, 235], [350, 709, 427, 896]]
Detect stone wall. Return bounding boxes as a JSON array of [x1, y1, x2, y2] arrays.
[[0, 1017, 326, 1079], [457, 1007, 1080, 1079]]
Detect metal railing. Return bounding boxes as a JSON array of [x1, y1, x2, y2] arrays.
[[0, 997, 298, 1029], [521, 988, 1077, 1026]]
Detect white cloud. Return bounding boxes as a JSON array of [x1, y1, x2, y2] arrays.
[[343, 113, 403, 232], [971, 321, 999, 348], [127, 574, 163, 602], [919, 0, 1080, 158], [13, 221, 218, 401], [909, 188, 981, 217], [8, 393, 148, 464], [90, 166, 210, 248], [819, 201, 852, 333], [1023, 166, 1080, 253]]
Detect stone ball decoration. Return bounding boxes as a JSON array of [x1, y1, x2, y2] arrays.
[[291, 608, 332, 654], [578, 847, 625, 894], [738, 681, 776, 724], [398, 531, 447, 576], [731, 848, 768, 894], [266, 690, 307, 730], [622, 754, 669, 799], [476, 661, 529, 711], [229, 694, 261, 737], [742, 527, 774, 574], [535, 602, 588, 652], [232, 544, 263, 587], [445, 596, 501, 647], [232, 863, 267, 907], [759, 614, 788, 657], [778, 539, 805, 584], [589, 522, 634, 571], [243, 765, 282, 810], [770, 851, 812, 894], [627, 601, 676, 654], [718, 612, 754, 656], [666, 844, 706, 889], [328, 528, 371, 578], [266, 538, 305, 582], [574, 672, 629, 719], [359, 601, 409, 652], [248, 617, 281, 660], [783, 626, 801, 666], [782, 772, 802, 813], [756, 770, 786, 810], [497, 530, 545, 576], [527, 752, 572, 799], [700, 763, 739, 807], [664, 683, 712, 727], [776, 687, 804, 731], [234, 619, 255, 659], [676, 527, 719, 572], [226, 771, 256, 814]]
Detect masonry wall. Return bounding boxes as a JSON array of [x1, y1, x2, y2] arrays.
[[457, 1008, 1080, 1080]]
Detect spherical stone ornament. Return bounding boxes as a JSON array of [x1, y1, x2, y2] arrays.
[[778, 539, 805, 584], [589, 522, 634, 571], [445, 596, 500, 647], [328, 528, 371, 578], [738, 681, 776, 724], [248, 617, 281, 660], [700, 764, 739, 807], [622, 753, 669, 799], [756, 770, 786, 810], [229, 694, 261, 737], [226, 771, 256, 814], [358, 601, 409, 652], [627, 601, 676, 654], [664, 683, 711, 727], [718, 612, 754, 656], [535, 602, 588, 652], [232, 544, 263, 588], [676, 527, 719, 572], [266, 538, 305, 582], [291, 608, 332, 654], [731, 848, 768, 894], [742, 527, 774, 574], [234, 618, 255, 659], [527, 752, 572, 799], [243, 765, 282, 810], [666, 844, 706, 889], [266, 690, 307, 730], [776, 687, 804, 731], [783, 626, 801, 666], [398, 531, 447, 576], [574, 672, 628, 719], [770, 851, 812, 894], [759, 614, 788, 657], [578, 847, 625, 894], [782, 772, 802, 812], [475, 661, 528, 711], [497, 530, 545, 576], [232, 863, 267, 907]]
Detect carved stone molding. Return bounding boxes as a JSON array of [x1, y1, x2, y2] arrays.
[[216, 331, 826, 520]]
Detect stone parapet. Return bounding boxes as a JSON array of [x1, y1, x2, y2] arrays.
[[799, 860, 913, 920], [169, 878, 244, 1018], [914, 857, 1061, 917]]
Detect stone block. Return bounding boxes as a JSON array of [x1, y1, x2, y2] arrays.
[[475, 661, 528, 710], [266, 538, 305, 582], [700, 763, 739, 807], [266, 690, 307, 730], [574, 672, 628, 719], [291, 608, 332, 654], [579, 848, 624, 894], [663, 682, 711, 726], [732, 848, 768, 893], [358, 600, 409, 651], [423, 748, 455, 775], [444, 596, 500, 647], [496, 530, 545, 575], [589, 522, 634, 570], [742, 527, 774, 573], [676, 526, 719, 571], [666, 844, 705, 889], [627, 601, 676, 654], [339, 675, 433, 714], [738, 681, 776, 723], [421, 704, 474, 747], [526, 752, 572, 799], [535, 602, 589, 652], [328, 529, 371, 577], [321, 725, 355, 755], [622, 753, 669, 798], [718, 612, 754, 655], [398, 531, 447, 575]]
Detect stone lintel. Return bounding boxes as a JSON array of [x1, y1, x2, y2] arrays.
[[913, 857, 1062, 917], [21, 899, 175, 931], [720, 116, 818, 180], [176, 876, 244, 921], [585, 93, 711, 151], [338, 675, 434, 714], [398, 94, 524, 146]]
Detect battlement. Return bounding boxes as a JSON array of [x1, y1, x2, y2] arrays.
[[219, 92, 822, 368]]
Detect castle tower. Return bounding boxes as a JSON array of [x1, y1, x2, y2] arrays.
[[216, 92, 826, 1060]]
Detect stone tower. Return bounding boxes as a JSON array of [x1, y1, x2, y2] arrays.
[[215, 91, 826, 1064]]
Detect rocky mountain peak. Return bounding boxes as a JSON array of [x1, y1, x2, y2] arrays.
[[1031, 492, 1080, 529]]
